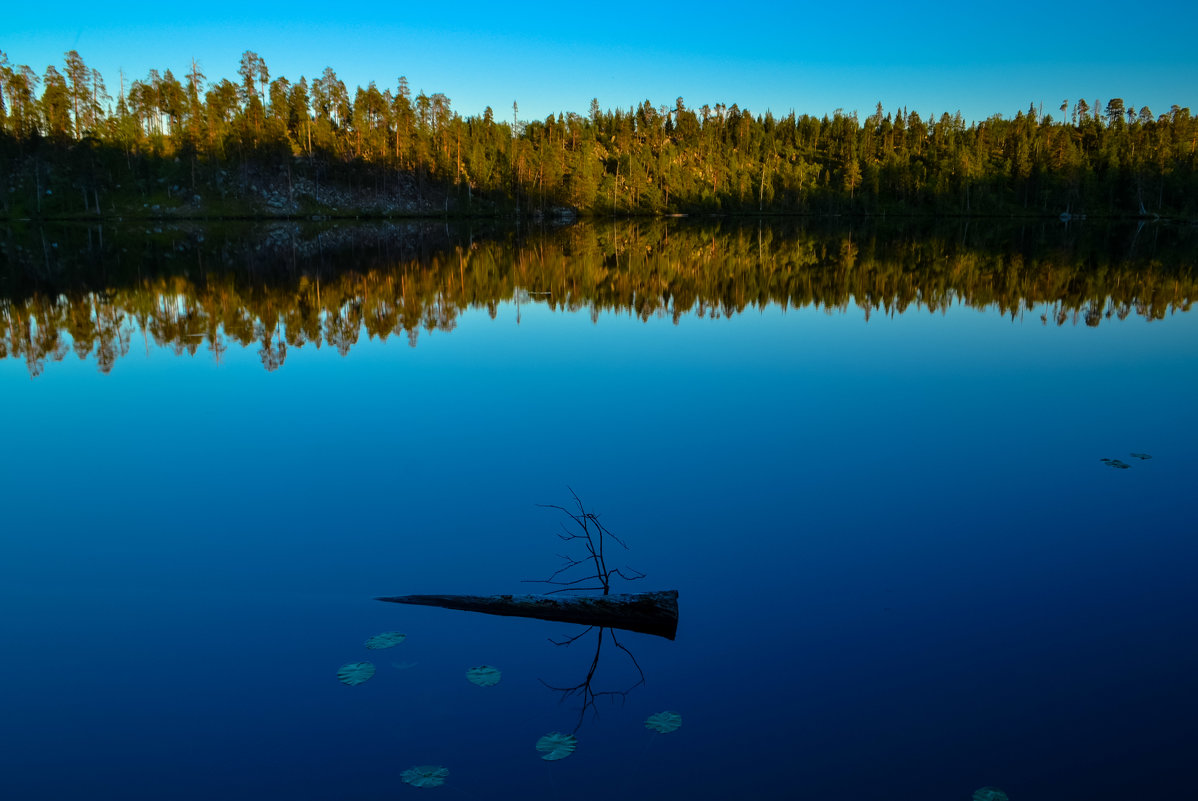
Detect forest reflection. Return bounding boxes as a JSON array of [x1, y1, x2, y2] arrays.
[[1, 218, 1194, 376]]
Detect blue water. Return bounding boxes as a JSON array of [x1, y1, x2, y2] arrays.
[[2, 238, 1197, 800]]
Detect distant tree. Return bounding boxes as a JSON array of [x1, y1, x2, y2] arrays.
[[88, 68, 109, 133], [312, 66, 348, 127], [205, 78, 240, 150], [1105, 98, 1126, 128], [63, 50, 92, 137], [3, 62, 42, 136], [392, 76, 413, 165], [185, 59, 206, 142], [842, 150, 862, 199], [159, 70, 187, 136], [40, 65, 72, 139], [126, 76, 155, 138], [0, 50, 9, 128], [288, 77, 311, 154], [238, 50, 268, 134], [268, 76, 292, 140]]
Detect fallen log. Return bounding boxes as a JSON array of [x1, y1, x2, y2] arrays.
[[374, 590, 679, 640]]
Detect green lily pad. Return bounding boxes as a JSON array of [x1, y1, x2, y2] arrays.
[[364, 631, 406, 649], [535, 732, 577, 761], [645, 711, 682, 733], [465, 665, 502, 687], [337, 661, 375, 686], [401, 765, 448, 788], [972, 787, 1009, 801]]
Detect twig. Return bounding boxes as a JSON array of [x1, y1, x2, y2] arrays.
[[524, 488, 642, 596]]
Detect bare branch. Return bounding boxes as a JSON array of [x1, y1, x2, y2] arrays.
[[520, 573, 602, 588], [524, 490, 643, 597]]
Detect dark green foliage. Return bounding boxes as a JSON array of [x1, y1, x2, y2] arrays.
[[1, 49, 1196, 219]]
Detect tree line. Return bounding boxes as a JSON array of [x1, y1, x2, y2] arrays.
[[3, 218, 1194, 376], [1, 49, 1196, 218]]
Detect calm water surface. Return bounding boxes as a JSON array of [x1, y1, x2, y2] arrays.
[[2, 220, 1196, 800]]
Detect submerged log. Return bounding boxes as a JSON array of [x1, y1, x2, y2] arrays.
[[374, 590, 679, 640]]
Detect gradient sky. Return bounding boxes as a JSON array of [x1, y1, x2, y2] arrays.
[[6, 1, 1197, 124]]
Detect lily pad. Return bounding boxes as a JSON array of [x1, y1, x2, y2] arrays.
[[972, 787, 1009, 801], [465, 665, 502, 687], [337, 661, 376, 686], [644, 711, 682, 733], [365, 631, 406, 649], [535, 732, 577, 761], [401, 765, 448, 788]]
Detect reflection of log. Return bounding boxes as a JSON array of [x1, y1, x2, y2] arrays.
[[374, 590, 679, 640]]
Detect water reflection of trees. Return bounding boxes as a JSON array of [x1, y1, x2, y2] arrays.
[[2, 219, 1195, 376]]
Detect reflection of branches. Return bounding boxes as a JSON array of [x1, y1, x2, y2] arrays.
[[541, 626, 646, 734], [525, 488, 645, 596]]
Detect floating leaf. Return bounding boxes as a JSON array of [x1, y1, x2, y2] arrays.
[[365, 631, 406, 649], [535, 732, 577, 761], [972, 787, 1009, 801], [337, 661, 375, 686], [401, 765, 448, 788], [644, 711, 682, 733], [465, 665, 502, 687]]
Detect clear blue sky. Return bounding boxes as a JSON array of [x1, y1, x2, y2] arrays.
[[6, 1, 1197, 124]]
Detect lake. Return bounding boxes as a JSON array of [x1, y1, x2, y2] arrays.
[[1, 218, 1196, 800]]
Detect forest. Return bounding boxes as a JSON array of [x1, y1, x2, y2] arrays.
[[1, 49, 1197, 219]]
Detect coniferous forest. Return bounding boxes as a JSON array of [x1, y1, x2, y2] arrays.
[[1, 49, 1196, 219]]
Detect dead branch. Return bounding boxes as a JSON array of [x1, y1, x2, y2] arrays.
[[524, 488, 645, 596]]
